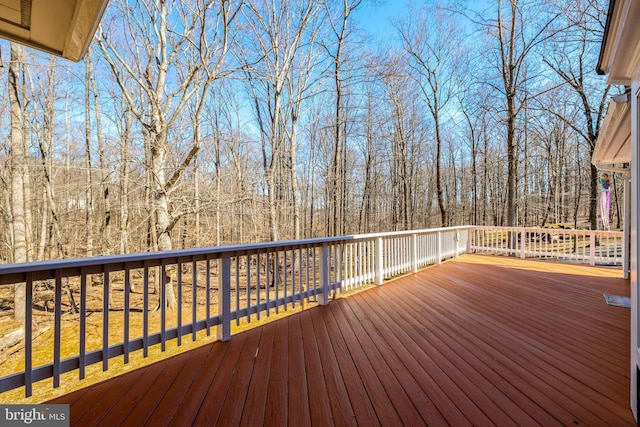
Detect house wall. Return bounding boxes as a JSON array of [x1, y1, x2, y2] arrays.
[[631, 77, 640, 421]]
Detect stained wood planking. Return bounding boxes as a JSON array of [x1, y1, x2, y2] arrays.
[[327, 302, 408, 426], [298, 309, 333, 426], [308, 304, 358, 426], [286, 314, 311, 427], [264, 317, 289, 426], [191, 331, 249, 425], [369, 285, 539, 424], [215, 327, 263, 426], [344, 287, 446, 424], [145, 344, 212, 425], [167, 334, 230, 423], [239, 317, 276, 427], [49, 255, 636, 426]]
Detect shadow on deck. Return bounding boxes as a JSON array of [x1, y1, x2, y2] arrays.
[[49, 254, 635, 426]]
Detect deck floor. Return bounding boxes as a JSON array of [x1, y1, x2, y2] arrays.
[[50, 255, 635, 426]]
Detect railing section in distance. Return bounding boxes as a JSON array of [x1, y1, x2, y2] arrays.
[[470, 226, 625, 266], [0, 226, 470, 397]]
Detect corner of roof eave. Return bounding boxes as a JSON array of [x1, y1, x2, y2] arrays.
[[596, 0, 617, 76], [597, 0, 640, 85], [62, 0, 111, 62]]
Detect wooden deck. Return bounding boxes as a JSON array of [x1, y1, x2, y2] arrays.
[[49, 255, 635, 426]]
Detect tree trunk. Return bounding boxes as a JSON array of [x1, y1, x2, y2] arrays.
[[435, 114, 447, 227], [84, 53, 94, 257], [19, 58, 33, 262], [150, 126, 177, 308], [194, 156, 200, 247], [119, 107, 131, 255], [290, 110, 301, 240], [330, 1, 361, 236], [9, 43, 27, 323], [506, 96, 518, 227], [589, 163, 598, 230], [87, 50, 111, 255]]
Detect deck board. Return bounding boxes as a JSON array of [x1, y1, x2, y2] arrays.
[[322, 300, 380, 427], [121, 348, 194, 426], [355, 288, 499, 425], [298, 309, 333, 426], [49, 255, 636, 426], [263, 318, 289, 427], [344, 288, 444, 425], [308, 302, 358, 426], [286, 314, 311, 427], [145, 343, 212, 425], [409, 272, 625, 425], [165, 332, 228, 425], [191, 330, 249, 425], [374, 281, 539, 425], [239, 317, 275, 427], [327, 302, 407, 426], [216, 327, 262, 427]]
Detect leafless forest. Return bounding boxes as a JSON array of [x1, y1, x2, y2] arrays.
[[0, 0, 623, 265]]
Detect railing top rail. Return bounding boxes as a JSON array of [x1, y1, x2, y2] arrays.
[[0, 226, 472, 283], [472, 226, 622, 236], [352, 226, 473, 241]]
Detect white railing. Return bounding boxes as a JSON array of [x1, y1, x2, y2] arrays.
[[470, 226, 625, 266], [0, 226, 470, 397]]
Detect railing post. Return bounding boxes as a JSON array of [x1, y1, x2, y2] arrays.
[[520, 229, 526, 259], [589, 232, 596, 266], [623, 171, 631, 278], [412, 234, 418, 273], [319, 243, 331, 304], [25, 273, 33, 397], [217, 255, 231, 341], [437, 231, 442, 264], [374, 237, 384, 285], [466, 228, 472, 253]]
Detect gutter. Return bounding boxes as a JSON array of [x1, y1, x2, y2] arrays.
[[596, 0, 617, 75], [593, 163, 629, 174]]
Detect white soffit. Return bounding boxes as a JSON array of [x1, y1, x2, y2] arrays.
[[593, 99, 631, 168], [598, 0, 640, 85], [0, 0, 109, 62]]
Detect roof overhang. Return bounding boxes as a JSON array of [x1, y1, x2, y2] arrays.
[[596, 0, 640, 85], [592, 97, 631, 169], [0, 0, 110, 62]]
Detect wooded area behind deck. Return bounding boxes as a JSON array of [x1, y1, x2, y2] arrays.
[[1, 0, 620, 265]]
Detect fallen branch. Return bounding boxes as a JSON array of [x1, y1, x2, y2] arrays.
[[0, 326, 51, 365], [0, 329, 24, 350]]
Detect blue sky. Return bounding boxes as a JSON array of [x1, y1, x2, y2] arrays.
[[358, 1, 403, 41], [357, 0, 491, 43]]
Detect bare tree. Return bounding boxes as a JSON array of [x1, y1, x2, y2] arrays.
[[84, 51, 95, 257], [118, 102, 133, 254], [356, 83, 385, 233], [542, 0, 611, 230], [471, 0, 560, 227], [398, 4, 461, 227], [9, 43, 27, 322], [86, 50, 112, 254], [97, 0, 240, 308], [375, 54, 425, 231], [325, 0, 363, 236], [238, 0, 322, 241]]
